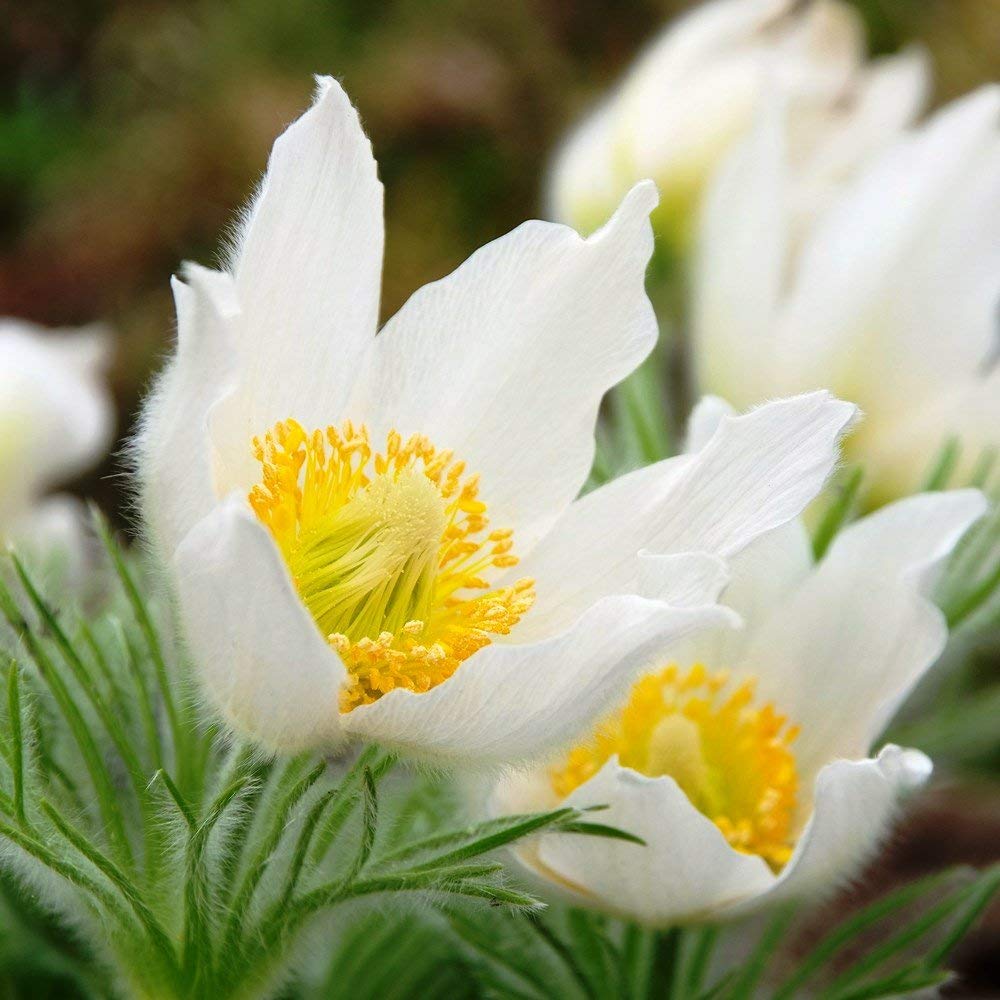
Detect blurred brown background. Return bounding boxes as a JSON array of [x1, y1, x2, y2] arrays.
[[2, 0, 998, 532]]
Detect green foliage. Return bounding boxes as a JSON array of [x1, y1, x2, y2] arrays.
[[0, 520, 623, 999], [449, 866, 1000, 999]]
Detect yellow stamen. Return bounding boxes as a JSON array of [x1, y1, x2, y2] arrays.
[[249, 419, 535, 711], [550, 663, 799, 870]]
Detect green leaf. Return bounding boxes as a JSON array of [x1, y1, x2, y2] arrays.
[[812, 466, 864, 560], [921, 436, 961, 491]]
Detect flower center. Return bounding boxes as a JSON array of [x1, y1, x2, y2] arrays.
[[249, 419, 535, 712], [550, 663, 799, 870]]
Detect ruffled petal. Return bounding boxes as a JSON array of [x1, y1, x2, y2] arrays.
[[135, 265, 239, 558], [349, 182, 659, 552], [515, 392, 855, 639], [683, 394, 735, 452], [722, 746, 932, 916], [220, 76, 384, 440], [340, 597, 734, 766], [528, 759, 776, 925], [780, 85, 1000, 388], [741, 491, 985, 781], [173, 496, 347, 753]]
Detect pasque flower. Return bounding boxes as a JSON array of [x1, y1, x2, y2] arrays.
[[548, 0, 927, 252], [495, 398, 985, 924], [0, 318, 113, 561], [694, 86, 1000, 503], [137, 78, 855, 761]]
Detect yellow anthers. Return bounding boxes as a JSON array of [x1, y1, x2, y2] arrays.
[[551, 663, 799, 870], [249, 419, 535, 712]]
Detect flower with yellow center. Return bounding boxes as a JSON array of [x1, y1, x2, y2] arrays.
[[494, 400, 985, 923], [548, 0, 928, 254], [694, 87, 1000, 504], [551, 663, 799, 869], [248, 419, 534, 710], [138, 77, 857, 761]]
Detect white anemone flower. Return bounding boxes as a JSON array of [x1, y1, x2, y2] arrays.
[[494, 398, 985, 924], [694, 86, 1000, 504], [137, 78, 856, 762], [0, 318, 114, 562], [548, 0, 928, 250]]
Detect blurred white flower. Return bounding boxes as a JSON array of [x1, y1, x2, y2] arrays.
[[694, 86, 1000, 503], [547, 0, 927, 252], [0, 318, 114, 568], [136, 78, 856, 762], [495, 398, 986, 924]]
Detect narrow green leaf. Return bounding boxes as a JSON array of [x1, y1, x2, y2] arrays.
[[968, 446, 997, 490], [921, 436, 961, 492], [182, 768, 253, 984], [621, 923, 655, 1000], [828, 965, 949, 1000], [405, 808, 578, 874], [6, 664, 25, 824], [683, 925, 719, 996], [13, 568, 148, 793], [375, 808, 575, 869], [613, 355, 673, 466], [448, 911, 553, 999], [774, 868, 957, 999], [528, 915, 599, 1000], [919, 864, 1000, 969], [554, 820, 645, 845], [150, 768, 196, 829], [726, 905, 795, 999], [121, 627, 166, 773], [813, 466, 864, 560], [821, 878, 975, 994], [0, 571, 134, 868], [222, 758, 326, 952], [93, 510, 191, 790], [279, 786, 339, 909], [40, 800, 179, 980], [308, 744, 383, 866], [0, 817, 128, 923]]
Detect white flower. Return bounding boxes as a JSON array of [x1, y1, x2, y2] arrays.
[[547, 0, 927, 250], [0, 318, 114, 563], [694, 86, 1000, 503], [494, 398, 985, 924], [137, 78, 855, 762]]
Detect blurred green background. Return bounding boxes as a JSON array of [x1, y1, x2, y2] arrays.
[[2, 0, 998, 529]]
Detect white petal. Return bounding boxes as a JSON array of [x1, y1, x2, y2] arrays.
[[632, 519, 812, 722], [638, 551, 730, 607], [693, 101, 789, 407], [780, 85, 1000, 381], [516, 392, 855, 639], [135, 265, 238, 558], [0, 319, 114, 525], [683, 394, 736, 453], [340, 597, 734, 766], [222, 77, 383, 436], [742, 491, 986, 781], [721, 519, 813, 635], [349, 182, 659, 552], [529, 759, 775, 925], [791, 48, 930, 224], [546, 101, 624, 233], [723, 746, 932, 916], [173, 496, 347, 753]]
